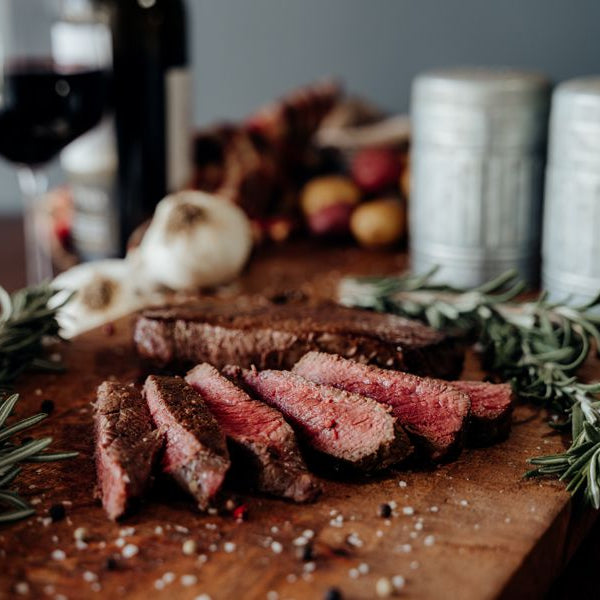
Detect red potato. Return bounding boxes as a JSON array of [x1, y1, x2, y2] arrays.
[[307, 202, 355, 237], [351, 147, 402, 194]]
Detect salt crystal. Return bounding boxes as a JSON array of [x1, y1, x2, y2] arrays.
[[424, 535, 435, 547], [375, 577, 393, 597], [115, 538, 126, 548], [410, 560, 420, 570], [163, 572, 176, 584], [398, 480, 407, 488], [392, 575, 406, 590], [358, 562, 370, 574], [271, 541, 283, 554], [223, 542, 236, 553], [302, 529, 314, 539], [267, 592, 279, 600], [460, 499, 469, 507], [119, 527, 135, 537], [154, 580, 165, 591], [122, 544, 139, 558], [15, 582, 29, 595], [414, 522, 423, 531], [83, 571, 98, 582], [181, 574, 198, 587], [293, 536, 307, 546], [304, 561, 316, 573], [402, 506, 414, 515], [376, 530, 384, 538], [182, 539, 197, 555], [91, 582, 101, 592], [155, 526, 164, 535], [194, 595, 212, 600], [51, 549, 66, 561], [348, 568, 359, 579], [286, 574, 297, 583], [73, 527, 88, 541], [399, 543, 412, 553], [270, 526, 279, 534]]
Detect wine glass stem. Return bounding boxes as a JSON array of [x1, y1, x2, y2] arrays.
[[17, 166, 53, 285]]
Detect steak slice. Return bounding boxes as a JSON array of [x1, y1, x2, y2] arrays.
[[143, 375, 230, 509], [293, 352, 470, 460], [94, 382, 162, 520], [449, 380, 513, 446], [185, 363, 321, 502], [134, 298, 463, 379], [224, 366, 412, 472]]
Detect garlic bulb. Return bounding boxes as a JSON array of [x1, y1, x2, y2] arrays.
[[52, 259, 161, 338], [136, 190, 252, 290]]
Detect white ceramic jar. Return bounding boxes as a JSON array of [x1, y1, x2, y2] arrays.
[[542, 77, 600, 304], [410, 68, 550, 287]]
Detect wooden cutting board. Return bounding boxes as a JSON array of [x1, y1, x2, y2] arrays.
[[1, 242, 597, 600]]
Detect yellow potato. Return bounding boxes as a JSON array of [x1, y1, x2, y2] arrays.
[[300, 175, 361, 217], [350, 198, 406, 249]]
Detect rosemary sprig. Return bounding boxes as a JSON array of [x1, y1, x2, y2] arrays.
[[339, 268, 600, 507], [0, 284, 76, 523]]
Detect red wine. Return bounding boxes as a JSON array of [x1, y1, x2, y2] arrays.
[[103, 0, 191, 253], [0, 62, 108, 165]]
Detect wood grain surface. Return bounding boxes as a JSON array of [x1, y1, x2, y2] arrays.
[[0, 241, 597, 600]]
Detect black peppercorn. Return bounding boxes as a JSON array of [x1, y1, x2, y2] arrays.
[[378, 503, 392, 518], [105, 556, 118, 571], [324, 587, 342, 600], [48, 503, 66, 522], [40, 399, 54, 415], [296, 541, 314, 562]]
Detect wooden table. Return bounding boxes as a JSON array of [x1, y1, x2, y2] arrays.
[[0, 218, 599, 599]]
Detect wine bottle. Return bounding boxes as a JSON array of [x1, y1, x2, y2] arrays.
[[104, 0, 192, 253]]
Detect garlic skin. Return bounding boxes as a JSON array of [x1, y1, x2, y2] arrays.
[[52, 260, 161, 338], [136, 191, 253, 290]]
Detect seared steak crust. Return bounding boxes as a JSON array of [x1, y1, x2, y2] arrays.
[[134, 299, 464, 379], [143, 375, 230, 509], [94, 382, 162, 520], [293, 352, 470, 461], [224, 366, 413, 472], [186, 363, 321, 502], [449, 380, 513, 446]]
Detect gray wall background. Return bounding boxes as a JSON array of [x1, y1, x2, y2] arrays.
[[1, 0, 599, 213]]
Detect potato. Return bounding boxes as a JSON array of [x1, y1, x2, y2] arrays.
[[307, 202, 354, 237], [351, 147, 402, 194], [350, 198, 406, 249], [300, 175, 361, 217]]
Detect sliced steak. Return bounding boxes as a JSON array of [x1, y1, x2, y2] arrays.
[[224, 366, 412, 472], [94, 382, 162, 520], [134, 298, 463, 379], [449, 380, 513, 446], [293, 352, 470, 460], [185, 363, 321, 502], [143, 375, 230, 509]]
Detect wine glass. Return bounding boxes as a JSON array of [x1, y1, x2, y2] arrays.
[[0, 0, 111, 284]]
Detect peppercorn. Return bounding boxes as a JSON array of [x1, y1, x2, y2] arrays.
[[49, 503, 66, 522], [324, 587, 342, 600], [105, 556, 118, 571], [40, 399, 54, 414], [296, 541, 314, 562], [378, 503, 392, 518]]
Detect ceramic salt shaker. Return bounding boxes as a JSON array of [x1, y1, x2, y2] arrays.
[[410, 68, 551, 287], [542, 77, 600, 304]]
